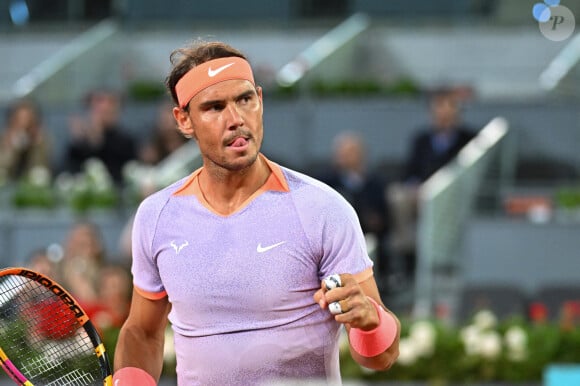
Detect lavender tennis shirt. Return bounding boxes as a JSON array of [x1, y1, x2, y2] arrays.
[[131, 155, 374, 385]]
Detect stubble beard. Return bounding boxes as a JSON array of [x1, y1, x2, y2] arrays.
[[203, 145, 260, 179]]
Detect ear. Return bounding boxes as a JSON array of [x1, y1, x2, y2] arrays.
[[173, 106, 195, 139], [256, 86, 263, 103]]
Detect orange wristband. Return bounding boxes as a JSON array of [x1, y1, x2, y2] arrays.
[[348, 297, 397, 357], [112, 367, 156, 386]]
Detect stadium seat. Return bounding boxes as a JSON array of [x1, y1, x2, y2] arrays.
[[531, 284, 580, 323]]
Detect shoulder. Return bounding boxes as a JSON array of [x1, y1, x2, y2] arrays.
[[411, 128, 432, 143], [134, 176, 189, 219], [108, 126, 136, 143], [459, 126, 477, 137], [282, 166, 339, 194], [280, 166, 356, 213], [456, 126, 477, 143]]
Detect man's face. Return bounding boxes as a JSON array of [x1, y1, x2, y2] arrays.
[[334, 136, 364, 172], [431, 94, 459, 131], [174, 79, 264, 173], [91, 92, 120, 128]]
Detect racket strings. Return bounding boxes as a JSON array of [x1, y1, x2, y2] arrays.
[[0, 275, 102, 385]]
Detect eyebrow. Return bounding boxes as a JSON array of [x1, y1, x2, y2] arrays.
[[197, 88, 256, 110]]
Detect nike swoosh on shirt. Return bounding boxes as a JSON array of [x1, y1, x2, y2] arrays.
[[208, 62, 235, 77], [257, 241, 287, 253]]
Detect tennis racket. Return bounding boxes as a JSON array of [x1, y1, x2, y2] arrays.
[[0, 267, 113, 386]]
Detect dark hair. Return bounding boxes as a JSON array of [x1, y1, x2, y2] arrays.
[[4, 98, 42, 127], [165, 40, 248, 108], [428, 86, 456, 101]]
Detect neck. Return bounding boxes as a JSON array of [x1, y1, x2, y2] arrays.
[[198, 154, 270, 215]]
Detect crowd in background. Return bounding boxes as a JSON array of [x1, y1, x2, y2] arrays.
[[0, 88, 194, 331], [0, 89, 188, 187], [1, 85, 476, 328]]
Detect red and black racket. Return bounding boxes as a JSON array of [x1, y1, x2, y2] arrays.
[[0, 267, 112, 385]]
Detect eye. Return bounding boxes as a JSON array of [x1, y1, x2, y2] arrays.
[[238, 93, 257, 107], [204, 103, 224, 112]]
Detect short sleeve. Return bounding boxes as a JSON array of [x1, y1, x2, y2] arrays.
[[292, 179, 374, 281], [131, 197, 167, 299], [318, 193, 374, 280]]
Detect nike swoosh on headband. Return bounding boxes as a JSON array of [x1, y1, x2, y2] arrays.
[[175, 57, 254, 108], [208, 62, 235, 77]]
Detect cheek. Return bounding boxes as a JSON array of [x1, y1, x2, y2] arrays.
[[193, 127, 222, 150]]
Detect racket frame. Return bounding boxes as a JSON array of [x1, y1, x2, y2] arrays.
[[0, 267, 113, 386]]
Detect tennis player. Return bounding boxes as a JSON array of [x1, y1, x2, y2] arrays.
[[113, 40, 400, 386]]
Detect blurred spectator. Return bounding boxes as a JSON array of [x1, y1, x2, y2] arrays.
[[56, 220, 127, 332], [388, 87, 477, 283], [138, 100, 188, 166], [403, 87, 476, 184], [63, 89, 137, 185], [59, 220, 106, 306], [86, 263, 132, 330], [0, 98, 52, 183], [26, 247, 59, 279], [316, 131, 391, 277]]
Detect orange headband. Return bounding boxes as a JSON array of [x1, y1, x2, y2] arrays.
[[175, 57, 255, 108]]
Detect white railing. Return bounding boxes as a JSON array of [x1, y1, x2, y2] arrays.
[[276, 13, 370, 88], [539, 32, 580, 93], [413, 117, 510, 318], [11, 19, 118, 102]]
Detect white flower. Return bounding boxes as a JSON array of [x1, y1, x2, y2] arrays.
[[84, 158, 113, 187], [409, 320, 436, 357], [478, 331, 502, 360], [473, 310, 498, 330], [504, 326, 527, 351], [55, 172, 74, 194], [122, 160, 140, 179], [28, 166, 50, 187], [338, 326, 350, 354], [397, 337, 419, 366], [460, 325, 482, 356], [85, 158, 108, 176], [461, 322, 502, 360], [504, 326, 528, 362], [94, 178, 113, 193]]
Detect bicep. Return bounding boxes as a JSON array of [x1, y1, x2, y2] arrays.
[[125, 289, 171, 335]]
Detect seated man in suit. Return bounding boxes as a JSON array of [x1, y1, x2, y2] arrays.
[[389, 87, 477, 285]]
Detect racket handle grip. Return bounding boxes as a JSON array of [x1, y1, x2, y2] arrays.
[[113, 367, 156, 386]]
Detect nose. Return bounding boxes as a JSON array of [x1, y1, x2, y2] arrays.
[[224, 103, 244, 129]]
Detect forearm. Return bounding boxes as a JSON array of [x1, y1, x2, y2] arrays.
[[114, 323, 167, 380]]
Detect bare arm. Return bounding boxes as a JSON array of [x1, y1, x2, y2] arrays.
[[114, 289, 171, 381], [314, 274, 400, 370]]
